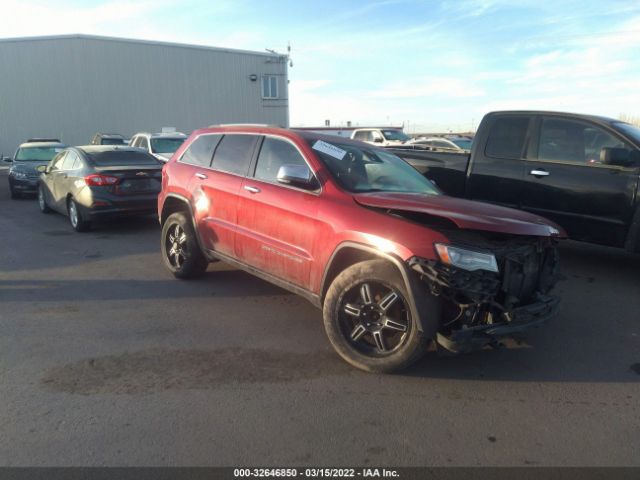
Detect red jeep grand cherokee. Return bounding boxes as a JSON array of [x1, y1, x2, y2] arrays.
[[158, 125, 564, 372]]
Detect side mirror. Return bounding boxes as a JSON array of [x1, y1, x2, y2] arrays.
[[36, 165, 48, 174], [600, 147, 634, 167], [276, 164, 317, 190], [3, 156, 12, 163], [373, 137, 383, 143]]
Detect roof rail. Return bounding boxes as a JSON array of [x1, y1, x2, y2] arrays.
[[27, 137, 61, 143]]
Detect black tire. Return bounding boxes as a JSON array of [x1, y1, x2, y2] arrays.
[[323, 259, 438, 373], [67, 197, 91, 232], [38, 184, 51, 213], [161, 212, 208, 279]]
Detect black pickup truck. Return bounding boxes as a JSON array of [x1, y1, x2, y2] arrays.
[[389, 111, 640, 252]]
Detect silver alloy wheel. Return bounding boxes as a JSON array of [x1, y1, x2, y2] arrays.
[[69, 201, 78, 227]]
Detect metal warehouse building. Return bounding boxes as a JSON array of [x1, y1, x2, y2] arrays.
[[0, 34, 289, 156]]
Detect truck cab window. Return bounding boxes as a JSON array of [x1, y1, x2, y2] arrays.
[[539, 118, 626, 164], [485, 117, 529, 159]]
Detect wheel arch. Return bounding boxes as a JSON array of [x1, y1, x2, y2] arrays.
[[320, 242, 434, 334]]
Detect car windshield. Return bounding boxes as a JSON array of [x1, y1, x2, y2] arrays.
[[382, 130, 410, 142], [151, 138, 185, 154], [15, 146, 63, 162], [85, 151, 161, 166], [613, 122, 640, 144], [101, 138, 126, 145], [450, 138, 473, 150], [308, 139, 440, 195]]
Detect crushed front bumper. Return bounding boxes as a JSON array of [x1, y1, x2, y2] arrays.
[[409, 244, 561, 353], [435, 294, 559, 353]]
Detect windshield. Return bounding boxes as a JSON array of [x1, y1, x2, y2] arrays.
[[15, 146, 63, 162], [308, 139, 440, 195], [151, 138, 185, 154], [382, 130, 410, 142], [101, 138, 126, 145], [450, 138, 473, 150], [86, 151, 161, 166], [613, 122, 640, 145]]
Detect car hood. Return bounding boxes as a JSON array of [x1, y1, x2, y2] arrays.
[[10, 161, 49, 174], [353, 192, 565, 238]]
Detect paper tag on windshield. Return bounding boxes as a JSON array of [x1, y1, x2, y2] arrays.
[[312, 140, 346, 160]]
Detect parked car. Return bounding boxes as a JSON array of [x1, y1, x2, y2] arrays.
[[37, 146, 162, 231], [158, 125, 563, 372], [90, 133, 127, 145], [350, 128, 411, 146], [408, 137, 467, 151], [5, 141, 67, 198], [129, 131, 187, 161], [388, 111, 640, 253]]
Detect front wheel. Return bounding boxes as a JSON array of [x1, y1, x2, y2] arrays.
[[323, 259, 436, 373], [161, 212, 208, 279], [38, 184, 51, 213]]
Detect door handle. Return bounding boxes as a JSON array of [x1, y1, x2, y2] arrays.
[[530, 169, 550, 177], [195, 172, 208, 180], [243, 185, 261, 194]]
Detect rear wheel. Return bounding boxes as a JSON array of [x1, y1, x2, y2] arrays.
[[323, 259, 436, 373], [68, 198, 91, 232], [38, 184, 51, 213], [161, 212, 208, 279]]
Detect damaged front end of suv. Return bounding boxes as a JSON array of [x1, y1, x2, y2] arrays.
[[409, 231, 561, 353]]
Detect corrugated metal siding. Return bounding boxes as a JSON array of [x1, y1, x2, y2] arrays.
[[0, 36, 288, 156]]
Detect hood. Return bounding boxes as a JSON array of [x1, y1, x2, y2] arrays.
[[10, 161, 49, 174], [353, 192, 565, 238]]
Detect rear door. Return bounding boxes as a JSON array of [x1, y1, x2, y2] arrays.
[[521, 116, 639, 246], [193, 133, 260, 257], [235, 135, 321, 290], [53, 151, 81, 202], [465, 114, 531, 208]]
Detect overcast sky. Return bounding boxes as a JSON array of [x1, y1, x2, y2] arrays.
[[2, 0, 639, 131]]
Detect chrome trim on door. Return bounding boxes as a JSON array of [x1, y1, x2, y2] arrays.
[[195, 172, 208, 179], [243, 185, 261, 194]]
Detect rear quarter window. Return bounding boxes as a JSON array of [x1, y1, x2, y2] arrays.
[[485, 116, 530, 159], [212, 134, 259, 176], [180, 134, 222, 167]]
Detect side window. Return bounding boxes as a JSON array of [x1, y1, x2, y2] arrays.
[[353, 131, 366, 141], [262, 75, 278, 99], [485, 116, 530, 159], [254, 137, 310, 184], [371, 131, 383, 141], [212, 134, 258, 176], [62, 151, 78, 170], [539, 118, 627, 164], [180, 134, 222, 167], [49, 151, 66, 170], [139, 137, 149, 150]]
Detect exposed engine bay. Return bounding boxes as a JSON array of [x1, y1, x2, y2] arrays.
[[408, 228, 561, 353]]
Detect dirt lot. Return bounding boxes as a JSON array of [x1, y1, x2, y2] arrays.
[[1, 171, 639, 466]]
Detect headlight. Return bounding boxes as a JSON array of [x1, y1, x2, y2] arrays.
[[435, 243, 499, 273], [11, 171, 27, 179]]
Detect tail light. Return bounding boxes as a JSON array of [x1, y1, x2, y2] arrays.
[[84, 174, 120, 186]]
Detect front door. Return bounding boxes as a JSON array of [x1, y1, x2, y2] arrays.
[[521, 116, 639, 246]]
